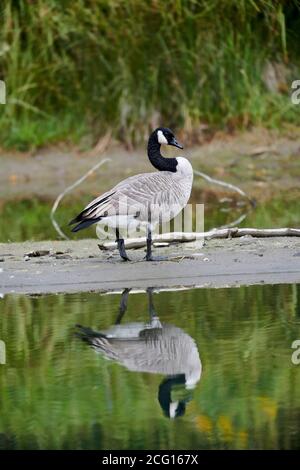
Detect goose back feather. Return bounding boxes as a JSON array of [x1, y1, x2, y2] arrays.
[[77, 322, 201, 387]]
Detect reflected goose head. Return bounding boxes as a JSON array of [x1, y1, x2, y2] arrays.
[[158, 375, 193, 419], [169, 400, 186, 419]]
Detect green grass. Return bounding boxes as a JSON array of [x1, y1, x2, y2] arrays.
[[0, 0, 300, 150], [1, 114, 88, 151]]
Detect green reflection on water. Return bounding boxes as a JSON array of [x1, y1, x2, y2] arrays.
[[0, 285, 300, 450], [0, 194, 300, 242]]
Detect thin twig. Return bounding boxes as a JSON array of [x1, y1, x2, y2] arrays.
[[193, 168, 256, 229], [193, 169, 251, 201], [50, 133, 111, 240], [219, 210, 249, 229]]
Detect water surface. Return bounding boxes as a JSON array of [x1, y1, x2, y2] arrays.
[[0, 284, 300, 450]]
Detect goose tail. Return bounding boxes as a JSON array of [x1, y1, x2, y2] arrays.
[[75, 324, 106, 342], [70, 217, 101, 232], [75, 324, 117, 359], [69, 192, 115, 232]]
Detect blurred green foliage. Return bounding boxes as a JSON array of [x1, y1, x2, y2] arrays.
[[0, 285, 299, 449], [0, 0, 300, 149]]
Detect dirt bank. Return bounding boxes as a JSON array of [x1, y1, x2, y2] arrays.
[[1, 128, 300, 203], [1, 237, 299, 295]]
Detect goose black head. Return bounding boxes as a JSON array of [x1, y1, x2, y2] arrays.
[[156, 127, 183, 149]]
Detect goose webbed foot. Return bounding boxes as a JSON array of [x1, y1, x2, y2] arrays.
[[120, 250, 130, 261]]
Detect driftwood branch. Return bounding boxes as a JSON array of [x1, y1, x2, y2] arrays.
[[98, 227, 300, 251]]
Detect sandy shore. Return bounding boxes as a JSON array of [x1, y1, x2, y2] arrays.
[[0, 237, 299, 295]]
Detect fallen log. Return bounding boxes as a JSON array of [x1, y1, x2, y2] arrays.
[[98, 227, 300, 251]]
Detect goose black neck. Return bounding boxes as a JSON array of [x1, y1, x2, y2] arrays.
[[147, 132, 178, 172]]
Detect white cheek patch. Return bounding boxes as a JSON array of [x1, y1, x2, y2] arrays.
[[157, 130, 168, 145]]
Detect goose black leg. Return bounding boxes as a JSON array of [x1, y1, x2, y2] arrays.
[[116, 228, 130, 261], [147, 287, 156, 319], [145, 225, 153, 261], [145, 225, 168, 261], [115, 288, 131, 324], [147, 287, 162, 328]]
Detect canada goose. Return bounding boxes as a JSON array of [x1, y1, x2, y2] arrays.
[[76, 288, 201, 419], [69, 128, 193, 261]]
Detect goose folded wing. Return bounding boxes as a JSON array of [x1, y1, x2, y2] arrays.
[[71, 172, 179, 224]]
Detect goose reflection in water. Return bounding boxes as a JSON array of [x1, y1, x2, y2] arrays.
[[76, 288, 202, 419]]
